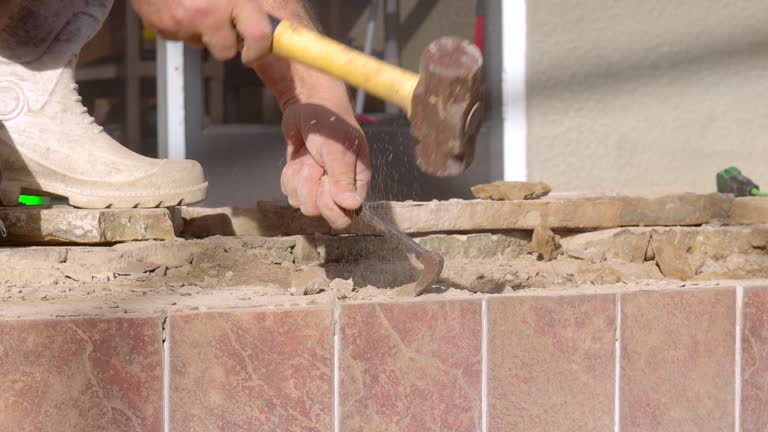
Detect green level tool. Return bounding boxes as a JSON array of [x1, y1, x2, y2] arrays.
[[18, 194, 52, 206], [717, 167, 768, 197], [3, 195, 62, 236], [17, 194, 70, 206]]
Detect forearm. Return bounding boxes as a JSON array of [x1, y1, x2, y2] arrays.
[[252, 0, 351, 111]]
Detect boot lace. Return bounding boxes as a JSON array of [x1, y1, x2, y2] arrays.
[[71, 83, 104, 133]]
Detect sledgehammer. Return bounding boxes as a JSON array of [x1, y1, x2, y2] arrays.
[[265, 17, 485, 177]]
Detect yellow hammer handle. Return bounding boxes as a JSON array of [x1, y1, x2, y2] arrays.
[[272, 20, 420, 117]]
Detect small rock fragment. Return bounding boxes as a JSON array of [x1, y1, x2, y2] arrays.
[[560, 228, 652, 263], [471, 181, 552, 201], [531, 225, 558, 261], [652, 236, 694, 280], [329, 278, 354, 299], [293, 235, 321, 265], [291, 267, 329, 295], [396, 282, 418, 297]]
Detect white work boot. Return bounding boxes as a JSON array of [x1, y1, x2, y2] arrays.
[[0, 0, 207, 208]]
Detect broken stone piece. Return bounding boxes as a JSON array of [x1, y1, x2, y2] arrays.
[[0, 206, 178, 244], [328, 278, 354, 299], [471, 181, 552, 201], [291, 267, 329, 295], [531, 225, 558, 261], [396, 282, 418, 298], [651, 234, 694, 280], [560, 228, 651, 263], [293, 235, 322, 265]]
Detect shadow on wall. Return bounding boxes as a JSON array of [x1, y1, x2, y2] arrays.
[[530, 23, 768, 101]]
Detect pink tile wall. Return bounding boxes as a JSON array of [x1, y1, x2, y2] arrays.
[[2, 285, 766, 431], [0, 316, 162, 432], [620, 289, 736, 432], [488, 295, 616, 431], [169, 307, 333, 432], [742, 286, 768, 432], [339, 301, 482, 432]]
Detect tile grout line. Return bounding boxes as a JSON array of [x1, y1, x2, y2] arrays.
[[614, 293, 622, 432], [162, 315, 170, 432], [481, 297, 488, 432], [333, 303, 341, 432], [734, 286, 744, 432]]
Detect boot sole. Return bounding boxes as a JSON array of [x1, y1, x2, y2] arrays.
[[0, 181, 207, 208]]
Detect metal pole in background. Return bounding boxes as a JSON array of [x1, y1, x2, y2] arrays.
[[124, 2, 142, 153], [156, 40, 203, 162], [501, 0, 527, 181], [156, 40, 185, 160], [354, 0, 380, 115], [383, 0, 401, 114]]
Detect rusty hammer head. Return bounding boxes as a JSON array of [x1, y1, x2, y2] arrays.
[[409, 37, 485, 177]]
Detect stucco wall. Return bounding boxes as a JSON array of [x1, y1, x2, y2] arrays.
[[527, 0, 768, 194]]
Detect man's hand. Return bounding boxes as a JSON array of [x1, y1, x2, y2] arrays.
[[281, 98, 371, 229], [131, 0, 272, 63], [132, 0, 371, 229]]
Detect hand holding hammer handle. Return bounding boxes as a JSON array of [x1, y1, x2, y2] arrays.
[[268, 17, 420, 117], [262, 15, 485, 177]]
